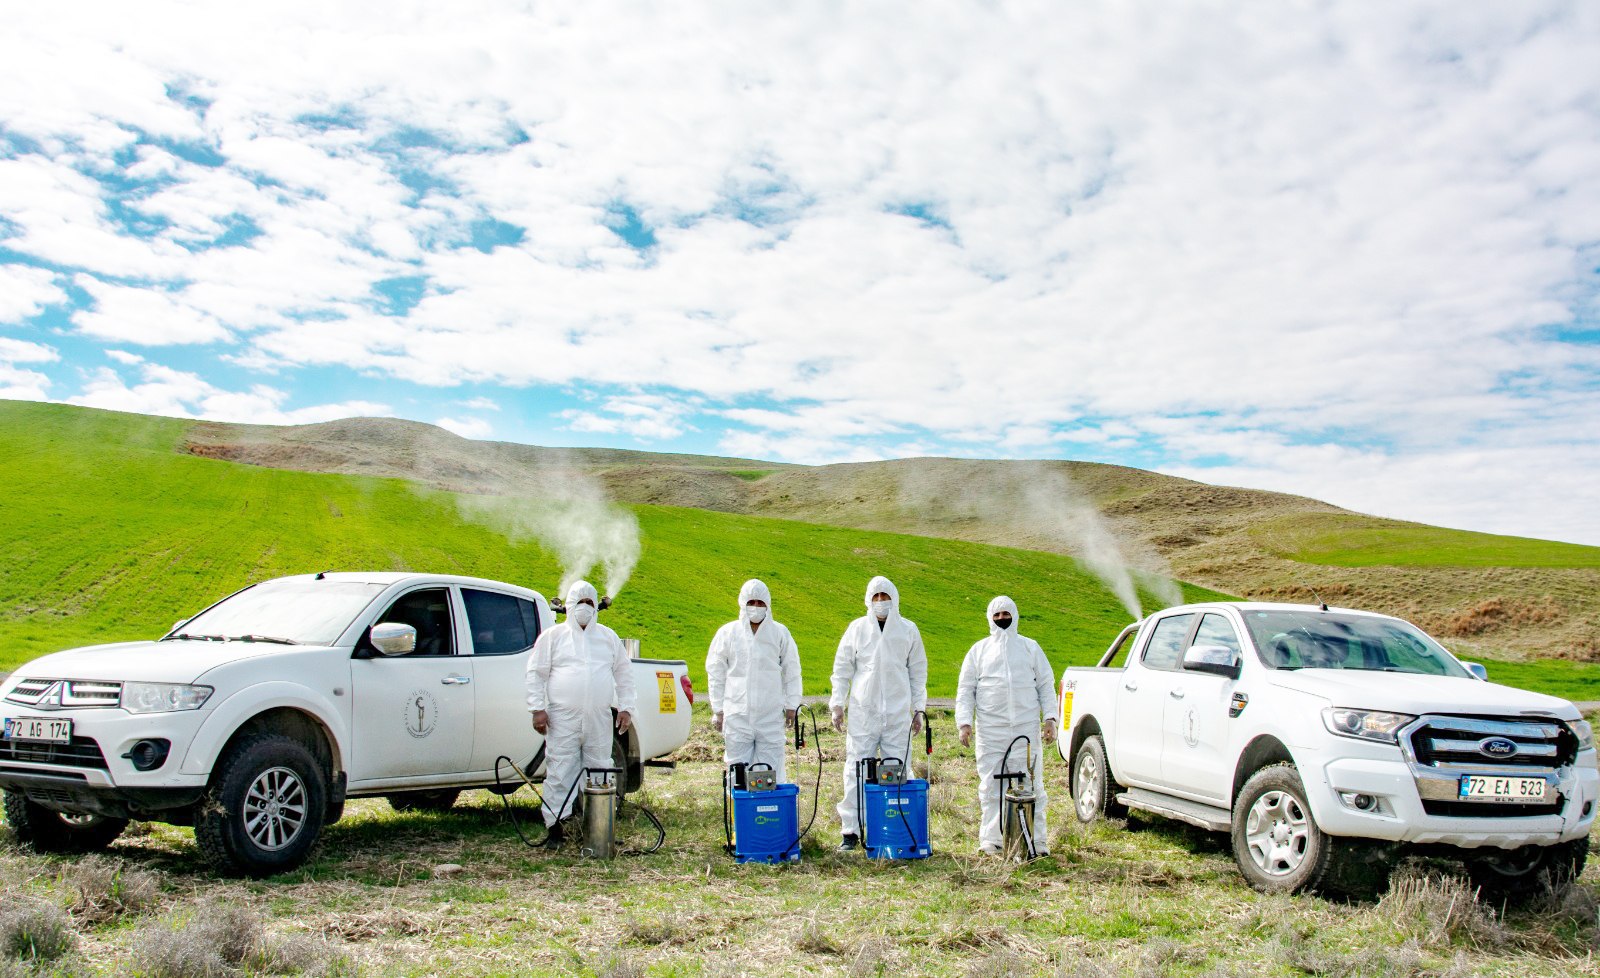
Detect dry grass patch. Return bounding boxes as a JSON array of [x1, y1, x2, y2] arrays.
[[58, 855, 162, 925], [0, 898, 75, 964]]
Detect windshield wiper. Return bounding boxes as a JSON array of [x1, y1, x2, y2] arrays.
[[232, 635, 299, 645], [168, 633, 228, 642]]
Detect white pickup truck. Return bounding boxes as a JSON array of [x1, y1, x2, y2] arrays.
[[1060, 601, 1597, 900], [0, 572, 693, 876]]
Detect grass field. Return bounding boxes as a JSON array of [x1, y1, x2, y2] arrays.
[[3, 705, 1598, 977], [1252, 513, 1600, 569], [0, 402, 1216, 692]]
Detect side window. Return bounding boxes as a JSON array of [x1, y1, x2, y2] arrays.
[[1193, 614, 1242, 655], [462, 588, 539, 656], [1141, 614, 1195, 672], [376, 588, 455, 657]]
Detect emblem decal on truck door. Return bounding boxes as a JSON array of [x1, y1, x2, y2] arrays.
[[1183, 706, 1200, 747], [404, 689, 438, 738]]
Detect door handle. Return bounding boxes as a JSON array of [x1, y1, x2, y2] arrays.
[[1123, 681, 1138, 692], [1169, 688, 1185, 699], [441, 676, 471, 685]]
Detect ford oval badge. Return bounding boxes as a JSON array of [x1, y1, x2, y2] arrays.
[[1479, 737, 1518, 758]]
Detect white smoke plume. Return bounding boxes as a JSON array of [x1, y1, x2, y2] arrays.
[[444, 451, 641, 597], [895, 462, 1181, 620]]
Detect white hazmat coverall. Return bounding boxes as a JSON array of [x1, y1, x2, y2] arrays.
[[706, 579, 803, 783], [955, 596, 1057, 855], [830, 576, 928, 836], [525, 580, 637, 826]]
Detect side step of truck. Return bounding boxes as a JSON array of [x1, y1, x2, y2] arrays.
[[1117, 788, 1231, 832]]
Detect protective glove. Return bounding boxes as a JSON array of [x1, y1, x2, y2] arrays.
[[616, 710, 633, 734], [713, 712, 724, 732], [531, 710, 548, 734], [831, 706, 845, 732], [1041, 721, 1057, 745], [910, 712, 923, 735], [958, 725, 972, 747]]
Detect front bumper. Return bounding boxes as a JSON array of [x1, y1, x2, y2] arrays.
[[1, 706, 211, 817], [1303, 749, 1597, 849]]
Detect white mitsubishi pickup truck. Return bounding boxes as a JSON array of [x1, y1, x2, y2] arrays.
[[1060, 601, 1596, 900], [0, 572, 693, 876]]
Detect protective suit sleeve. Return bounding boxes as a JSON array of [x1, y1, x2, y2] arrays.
[[525, 629, 554, 713], [705, 625, 730, 716], [905, 621, 929, 713], [1032, 639, 1058, 724], [828, 623, 858, 712], [611, 629, 638, 714], [954, 643, 979, 729], [780, 626, 803, 712]]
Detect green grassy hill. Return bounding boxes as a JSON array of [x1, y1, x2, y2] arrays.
[[0, 402, 1211, 693]]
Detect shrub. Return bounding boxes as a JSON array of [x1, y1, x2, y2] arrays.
[[60, 856, 161, 924], [0, 899, 76, 963]]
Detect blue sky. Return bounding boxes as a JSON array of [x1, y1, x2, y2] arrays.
[[3, 1, 1599, 544]]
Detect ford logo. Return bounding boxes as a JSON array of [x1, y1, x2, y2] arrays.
[[1479, 737, 1519, 758]]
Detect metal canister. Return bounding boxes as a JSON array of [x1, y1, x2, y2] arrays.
[[581, 772, 618, 859]]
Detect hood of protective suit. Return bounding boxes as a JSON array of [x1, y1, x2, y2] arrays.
[[864, 575, 902, 628], [565, 580, 599, 626], [739, 578, 772, 626], [987, 595, 1019, 638]]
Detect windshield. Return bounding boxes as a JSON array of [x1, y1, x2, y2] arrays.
[[165, 579, 388, 647], [1240, 610, 1473, 678]]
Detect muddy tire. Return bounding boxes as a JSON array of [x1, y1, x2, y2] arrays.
[[1466, 838, 1589, 905], [1232, 764, 1333, 894], [1071, 735, 1126, 823], [2, 790, 128, 852], [195, 733, 327, 878], [386, 789, 461, 813]]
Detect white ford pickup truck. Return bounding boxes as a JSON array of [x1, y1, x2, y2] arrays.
[[0, 572, 693, 876], [1060, 601, 1597, 900]]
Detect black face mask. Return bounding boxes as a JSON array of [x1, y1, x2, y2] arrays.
[[993, 616, 1013, 630]]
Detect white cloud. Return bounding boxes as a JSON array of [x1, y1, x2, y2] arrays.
[[0, 266, 67, 323], [435, 415, 493, 439], [458, 396, 500, 411], [65, 361, 390, 425], [72, 277, 231, 345], [561, 394, 699, 441], [105, 350, 144, 365], [1, 1, 1599, 542]]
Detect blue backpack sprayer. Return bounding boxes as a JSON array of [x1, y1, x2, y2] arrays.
[[855, 711, 933, 859], [723, 706, 823, 863]]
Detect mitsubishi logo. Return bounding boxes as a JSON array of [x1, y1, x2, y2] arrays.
[[1479, 737, 1518, 758]]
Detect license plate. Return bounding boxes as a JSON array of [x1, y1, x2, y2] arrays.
[[2, 716, 73, 744], [1458, 775, 1546, 801]]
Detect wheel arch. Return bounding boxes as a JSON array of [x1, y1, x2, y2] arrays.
[[1069, 715, 1108, 776], [181, 683, 348, 780], [1232, 735, 1295, 805]]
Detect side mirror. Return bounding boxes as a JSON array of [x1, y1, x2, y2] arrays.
[[1183, 644, 1242, 679], [1464, 661, 1488, 682], [368, 622, 417, 657]]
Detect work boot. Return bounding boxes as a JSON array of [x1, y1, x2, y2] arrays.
[[542, 819, 566, 850], [837, 833, 859, 852]]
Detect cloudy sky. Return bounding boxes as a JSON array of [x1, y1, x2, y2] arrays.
[[3, 1, 1599, 544]]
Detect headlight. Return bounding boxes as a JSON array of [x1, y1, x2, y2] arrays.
[[1571, 719, 1596, 752], [1323, 708, 1414, 744], [121, 683, 213, 714]]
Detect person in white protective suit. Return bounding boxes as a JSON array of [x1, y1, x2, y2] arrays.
[[829, 576, 928, 850], [706, 579, 803, 783], [525, 580, 636, 848], [956, 596, 1057, 856]]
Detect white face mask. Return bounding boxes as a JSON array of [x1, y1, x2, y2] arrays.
[[746, 605, 768, 624], [871, 599, 893, 620], [570, 603, 596, 627]]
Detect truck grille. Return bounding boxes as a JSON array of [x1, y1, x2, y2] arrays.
[[1407, 715, 1574, 769], [1421, 799, 1563, 818], [3, 679, 123, 709], [0, 736, 110, 770]]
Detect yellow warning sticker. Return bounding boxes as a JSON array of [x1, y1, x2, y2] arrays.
[[1060, 678, 1076, 731], [656, 671, 677, 714]]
